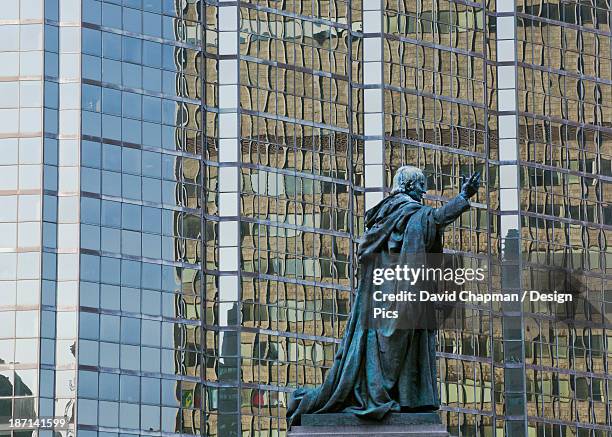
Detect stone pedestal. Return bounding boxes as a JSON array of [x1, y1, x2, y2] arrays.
[[288, 413, 450, 436]]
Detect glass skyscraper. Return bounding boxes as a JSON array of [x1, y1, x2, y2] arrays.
[[0, 0, 609, 436]]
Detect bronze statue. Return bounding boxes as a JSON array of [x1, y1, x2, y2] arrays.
[[287, 166, 481, 427]]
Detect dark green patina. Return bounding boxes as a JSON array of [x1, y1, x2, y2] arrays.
[[287, 168, 480, 427]]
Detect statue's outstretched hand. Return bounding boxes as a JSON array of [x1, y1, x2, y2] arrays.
[[460, 171, 481, 199]]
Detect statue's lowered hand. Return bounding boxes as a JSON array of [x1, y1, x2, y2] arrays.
[[460, 171, 481, 199]]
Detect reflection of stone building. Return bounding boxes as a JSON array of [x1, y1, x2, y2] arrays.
[[200, 1, 610, 436], [198, 2, 609, 435]]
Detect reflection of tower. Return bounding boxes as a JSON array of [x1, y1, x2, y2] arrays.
[[0, 371, 36, 420], [217, 302, 240, 437], [0, 372, 12, 398], [0, 372, 10, 420], [502, 228, 520, 288]]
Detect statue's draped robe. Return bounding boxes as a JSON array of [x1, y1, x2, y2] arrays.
[[287, 192, 470, 427]]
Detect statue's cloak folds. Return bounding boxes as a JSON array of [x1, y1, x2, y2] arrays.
[[287, 192, 469, 427]]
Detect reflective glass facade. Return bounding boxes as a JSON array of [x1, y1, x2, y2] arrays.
[[0, 1, 45, 434], [0, 1, 610, 437]]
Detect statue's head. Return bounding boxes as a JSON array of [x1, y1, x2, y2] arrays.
[[391, 165, 427, 202]]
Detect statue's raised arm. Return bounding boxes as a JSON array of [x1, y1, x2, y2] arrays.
[[431, 171, 481, 227]]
